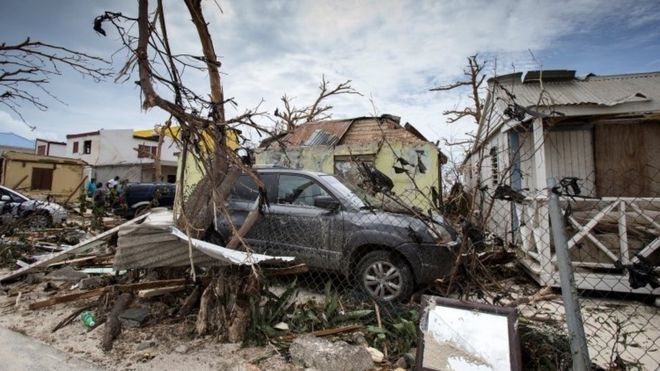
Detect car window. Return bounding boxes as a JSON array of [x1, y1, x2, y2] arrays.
[[229, 174, 276, 203], [0, 188, 26, 203], [277, 175, 330, 207]]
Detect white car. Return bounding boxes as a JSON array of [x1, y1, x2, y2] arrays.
[[0, 185, 68, 228]]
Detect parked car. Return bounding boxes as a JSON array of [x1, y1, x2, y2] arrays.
[[0, 185, 68, 228], [114, 183, 176, 219], [207, 168, 460, 301]]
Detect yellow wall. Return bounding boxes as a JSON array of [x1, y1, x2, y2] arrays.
[[2, 159, 85, 201], [176, 129, 241, 204], [255, 142, 440, 209]]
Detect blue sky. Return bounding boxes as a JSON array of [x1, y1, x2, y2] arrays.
[[1, 0, 659, 145]]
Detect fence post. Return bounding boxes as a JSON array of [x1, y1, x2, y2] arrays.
[[547, 177, 591, 371]]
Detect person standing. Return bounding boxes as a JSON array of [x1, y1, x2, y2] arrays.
[[86, 178, 97, 197]]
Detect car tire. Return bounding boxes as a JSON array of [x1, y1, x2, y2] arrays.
[[28, 211, 52, 229], [356, 250, 414, 302]]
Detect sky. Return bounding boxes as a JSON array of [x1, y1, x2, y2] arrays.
[[1, 0, 659, 146]]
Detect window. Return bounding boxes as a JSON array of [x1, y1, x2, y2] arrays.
[[31, 168, 54, 190], [72, 141, 79, 153], [37, 145, 46, 155], [230, 175, 260, 202], [137, 144, 157, 159], [83, 140, 92, 154], [490, 146, 499, 186], [277, 175, 330, 207]]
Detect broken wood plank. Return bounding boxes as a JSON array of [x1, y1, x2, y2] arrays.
[[102, 292, 133, 351], [51, 304, 95, 333], [280, 324, 364, 342], [12, 175, 28, 189], [65, 175, 88, 205], [29, 279, 187, 310], [0, 213, 149, 283], [137, 285, 185, 299]]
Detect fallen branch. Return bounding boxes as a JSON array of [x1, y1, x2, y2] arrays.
[[29, 278, 187, 310], [506, 286, 559, 307]]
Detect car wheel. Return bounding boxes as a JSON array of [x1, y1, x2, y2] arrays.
[[356, 250, 414, 302], [28, 211, 52, 229]]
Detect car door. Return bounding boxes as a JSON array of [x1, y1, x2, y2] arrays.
[[267, 174, 343, 269], [216, 173, 276, 252], [0, 187, 27, 224]]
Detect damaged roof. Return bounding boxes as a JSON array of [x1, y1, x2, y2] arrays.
[[491, 70, 660, 109], [261, 115, 430, 148]]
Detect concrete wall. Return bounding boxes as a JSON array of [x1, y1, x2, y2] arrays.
[[67, 129, 179, 166], [93, 164, 144, 184]]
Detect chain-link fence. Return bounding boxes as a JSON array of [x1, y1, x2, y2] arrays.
[[480, 165, 660, 370]]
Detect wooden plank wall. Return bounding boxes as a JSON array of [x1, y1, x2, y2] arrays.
[[544, 129, 596, 196]]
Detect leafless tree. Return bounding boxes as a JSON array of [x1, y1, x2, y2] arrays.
[[274, 75, 361, 131], [431, 54, 486, 126], [95, 0, 271, 342], [0, 38, 111, 128]]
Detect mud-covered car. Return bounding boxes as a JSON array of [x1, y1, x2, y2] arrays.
[[207, 168, 460, 301], [0, 185, 68, 228], [113, 183, 176, 219]]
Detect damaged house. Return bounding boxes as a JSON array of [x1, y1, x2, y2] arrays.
[[256, 115, 447, 209], [462, 70, 660, 294]]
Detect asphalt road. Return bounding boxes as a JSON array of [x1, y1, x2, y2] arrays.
[[0, 327, 101, 371]]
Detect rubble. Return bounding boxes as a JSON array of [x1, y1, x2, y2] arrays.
[[289, 335, 374, 371]]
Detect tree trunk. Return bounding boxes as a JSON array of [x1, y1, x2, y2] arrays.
[[195, 266, 260, 342]]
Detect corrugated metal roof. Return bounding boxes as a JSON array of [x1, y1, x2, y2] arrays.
[[494, 71, 660, 108], [0, 132, 34, 149], [279, 119, 353, 146], [303, 129, 340, 146]]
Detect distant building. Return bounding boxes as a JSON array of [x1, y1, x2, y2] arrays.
[[65, 129, 179, 184], [0, 151, 87, 202], [0, 132, 34, 155], [35, 138, 67, 157]]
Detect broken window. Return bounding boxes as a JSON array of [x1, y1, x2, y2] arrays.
[[490, 146, 499, 186], [31, 168, 53, 190], [72, 141, 79, 154], [277, 175, 330, 207], [83, 140, 92, 154], [334, 155, 375, 188]]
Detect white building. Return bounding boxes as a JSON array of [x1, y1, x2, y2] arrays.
[[35, 138, 67, 157], [66, 129, 179, 184]]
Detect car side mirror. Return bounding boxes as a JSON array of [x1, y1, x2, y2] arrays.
[[0, 195, 10, 202], [314, 196, 340, 211]]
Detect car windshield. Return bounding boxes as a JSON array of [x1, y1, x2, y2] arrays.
[[320, 175, 379, 209]]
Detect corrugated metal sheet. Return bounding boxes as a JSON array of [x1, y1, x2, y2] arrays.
[[495, 71, 660, 108], [114, 210, 294, 269], [280, 119, 353, 146], [303, 129, 340, 146]]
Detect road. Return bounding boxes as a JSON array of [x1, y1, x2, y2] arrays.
[[0, 327, 101, 371]]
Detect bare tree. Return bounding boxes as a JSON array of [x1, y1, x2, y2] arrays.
[[0, 38, 111, 128], [274, 75, 360, 131], [95, 0, 271, 342], [431, 54, 486, 125]]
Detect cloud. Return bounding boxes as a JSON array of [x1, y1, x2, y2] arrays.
[[0, 110, 58, 140]]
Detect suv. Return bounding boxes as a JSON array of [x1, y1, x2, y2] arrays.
[[209, 168, 460, 301], [114, 183, 176, 219], [0, 185, 68, 228]]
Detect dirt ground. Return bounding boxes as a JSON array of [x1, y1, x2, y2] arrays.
[[0, 271, 297, 371]]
